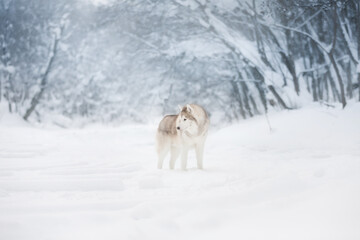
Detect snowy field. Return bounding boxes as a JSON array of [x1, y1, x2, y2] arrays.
[[1, 104, 360, 240]]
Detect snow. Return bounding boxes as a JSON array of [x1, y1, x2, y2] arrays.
[[0, 103, 29, 128], [166, 38, 228, 59], [1, 103, 360, 240]]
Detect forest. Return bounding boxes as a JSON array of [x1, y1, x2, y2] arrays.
[[1, 0, 359, 125]]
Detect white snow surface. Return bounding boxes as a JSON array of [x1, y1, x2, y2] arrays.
[[1, 103, 360, 240]]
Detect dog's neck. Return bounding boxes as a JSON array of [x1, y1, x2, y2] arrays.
[[183, 122, 208, 138], [184, 130, 196, 138]]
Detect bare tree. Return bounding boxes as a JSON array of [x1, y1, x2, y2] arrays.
[[23, 25, 64, 121]]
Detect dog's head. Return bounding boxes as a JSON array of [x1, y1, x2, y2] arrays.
[[176, 104, 197, 132]]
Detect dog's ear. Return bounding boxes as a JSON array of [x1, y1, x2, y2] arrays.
[[186, 104, 194, 113], [178, 105, 183, 112]]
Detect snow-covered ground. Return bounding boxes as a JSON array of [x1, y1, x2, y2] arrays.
[[0, 104, 360, 240]]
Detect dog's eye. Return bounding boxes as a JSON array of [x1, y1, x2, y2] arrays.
[[184, 118, 187, 121]]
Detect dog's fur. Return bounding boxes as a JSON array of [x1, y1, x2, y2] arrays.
[[156, 104, 209, 170]]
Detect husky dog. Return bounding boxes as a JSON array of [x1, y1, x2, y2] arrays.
[[156, 104, 209, 170]]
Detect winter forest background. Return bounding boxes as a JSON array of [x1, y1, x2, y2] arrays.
[[1, 0, 360, 126]]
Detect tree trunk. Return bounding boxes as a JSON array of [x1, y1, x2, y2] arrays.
[[327, 70, 340, 102], [357, 0, 360, 101], [318, 75, 323, 101], [23, 31, 61, 121], [240, 80, 253, 117], [311, 77, 318, 101], [328, 52, 346, 108], [249, 95, 259, 114], [230, 80, 246, 119], [346, 61, 352, 98], [280, 52, 299, 95], [302, 49, 310, 93], [324, 72, 330, 102], [268, 85, 291, 110], [248, 66, 267, 113], [328, 5, 346, 108]]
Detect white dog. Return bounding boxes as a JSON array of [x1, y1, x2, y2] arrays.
[[156, 104, 209, 170]]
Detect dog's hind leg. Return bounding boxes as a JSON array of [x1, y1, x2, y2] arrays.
[[157, 144, 170, 169], [169, 146, 180, 169]]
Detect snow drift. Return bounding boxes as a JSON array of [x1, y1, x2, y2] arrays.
[[0, 103, 360, 240]]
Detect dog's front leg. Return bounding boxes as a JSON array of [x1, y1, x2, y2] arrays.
[[181, 146, 189, 170]]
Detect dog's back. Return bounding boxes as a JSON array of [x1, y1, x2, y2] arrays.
[[157, 115, 178, 136]]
